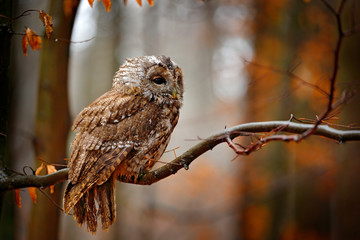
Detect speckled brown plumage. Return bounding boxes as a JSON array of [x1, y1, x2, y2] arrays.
[[63, 56, 183, 233]]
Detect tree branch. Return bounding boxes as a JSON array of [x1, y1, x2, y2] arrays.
[[295, 0, 346, 141], [0, 168, 68, 192], [1, 121, 359, 191]]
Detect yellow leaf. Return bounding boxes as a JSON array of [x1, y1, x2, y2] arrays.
[[103, 0, 112, 11], [15, 189, 22, 208], [22, 34, 28, 56], [38, 10, 53, 39], [28, 187, 37, 204]]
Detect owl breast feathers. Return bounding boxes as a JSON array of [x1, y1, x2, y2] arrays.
[[63, 55, 183, 233]]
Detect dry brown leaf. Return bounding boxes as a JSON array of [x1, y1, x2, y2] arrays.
[[28, 187, 37, 204], [103, 0, 112, 11], [147, 0, 154, 6], [136, 0, 142, 6], [15, 189, 22, 208], [25, 28, 42, 51], [39, 10, 53, 39], [22, 34, 28, 56]]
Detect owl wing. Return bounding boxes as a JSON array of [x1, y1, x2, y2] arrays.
[[65, 90, 156, 213], [72, 89, 147, 132], [68, 89, 149, 183], [63, 146, 132, 214]]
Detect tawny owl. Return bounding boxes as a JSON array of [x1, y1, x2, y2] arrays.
[[63, 55, 183, 233]]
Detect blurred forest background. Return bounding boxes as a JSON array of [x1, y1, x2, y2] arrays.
[[1, 0, 360, 239]]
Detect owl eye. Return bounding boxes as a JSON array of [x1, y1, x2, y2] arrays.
[[152, 76, 166, 85]]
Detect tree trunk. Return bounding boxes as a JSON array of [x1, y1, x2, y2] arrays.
[[29, 1, 77, 239], [0, 0, 14, 239]]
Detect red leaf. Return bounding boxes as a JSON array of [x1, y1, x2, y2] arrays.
[[136, 0, 142, 6]]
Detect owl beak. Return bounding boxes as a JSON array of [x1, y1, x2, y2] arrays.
[[171, 88, 179, 99]]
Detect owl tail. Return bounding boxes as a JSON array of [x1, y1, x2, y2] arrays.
[[63, 177, 116, 233]]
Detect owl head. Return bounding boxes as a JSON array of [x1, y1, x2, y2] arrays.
[[113, 55, 184, 105]]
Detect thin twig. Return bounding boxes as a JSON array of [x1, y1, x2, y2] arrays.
[[244, 60, 329, 97], [295, 0, 346, 141], [38, 188, 66, 213]]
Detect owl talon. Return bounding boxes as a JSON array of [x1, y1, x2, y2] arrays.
[[179, 159, 189, 170]]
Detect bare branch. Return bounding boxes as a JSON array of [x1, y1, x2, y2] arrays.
[[2, 121, 358, 192], [295, 0, 346, 141]]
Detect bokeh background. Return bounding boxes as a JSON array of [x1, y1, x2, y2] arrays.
[[1, 0, 360, 239]]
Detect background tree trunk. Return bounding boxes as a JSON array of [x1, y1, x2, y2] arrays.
[[243, 1, 360, 239], [0, 1, 14, 239], [29, 1, 77, 239]]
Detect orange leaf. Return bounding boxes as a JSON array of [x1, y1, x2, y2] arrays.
[[46, 164, 57, 175], [39, 10, 53, 39], [88, 0, 94, 7], [63, 0, 79, 16], [102, 0, 112, 11], [22, 34, 28, 56], [15, 189, 22, 208], [136, 0, 142, 6], [46, 164, 57, 194], [35, 162, 45, 175], [49, 185, 55, 194], [28, 187, 37, 204], [25, 28, 42, 51], [147, 0, 154, 6]]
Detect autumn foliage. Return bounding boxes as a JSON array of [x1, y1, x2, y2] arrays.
[[22, 28, 41, 56], [14, 163, 57, 208], [18, 0, 153, 56], [20, 10, 52, 56], [38, 10, 53, 39]]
